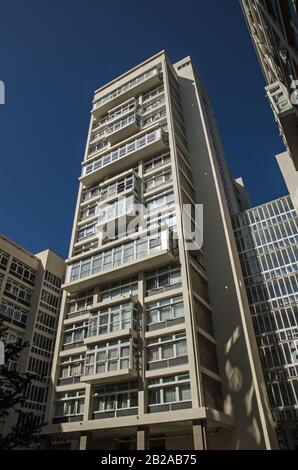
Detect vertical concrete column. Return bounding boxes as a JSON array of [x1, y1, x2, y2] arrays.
[[137, 426, 149, 450], [79, 434, 89, 450], [83, 384, 92, 421], [192, 420, 207, 450]]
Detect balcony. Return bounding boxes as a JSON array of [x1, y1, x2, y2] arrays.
[[266, 81, 298, 167], [90, 113, 140, 148], [63, 229, 175, 293], [81, 338, 138, 384], [107, 113, 140, 145], [84, 301, 138, 344], [81, 128, 168, 186], [92, 68, 162, 118]]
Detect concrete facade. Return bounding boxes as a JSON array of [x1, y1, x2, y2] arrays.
[[45, 52, 278, 450]]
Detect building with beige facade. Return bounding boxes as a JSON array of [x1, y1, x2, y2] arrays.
[[0, 234, 65, 437], [45, 51, 279, 450], [240, 0, 298, 171]]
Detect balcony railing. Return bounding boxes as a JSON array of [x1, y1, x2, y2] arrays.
[[266, 81, 293, 116], [67, 229, 174, 284], [0, 302, 27, 327], [90, 113, 140, 148], [91, 100, 138, 134], [81, 339, 137, 383], [63, 229, 175, 293], [87, 317, 137, 339], [92, 68, 161, 117], [81, 128, 168, 185]]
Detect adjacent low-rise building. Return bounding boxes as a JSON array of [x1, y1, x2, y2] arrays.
[[0, 234, 65, 437]]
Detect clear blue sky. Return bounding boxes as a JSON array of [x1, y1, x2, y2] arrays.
[[0, 0, 287, 258]]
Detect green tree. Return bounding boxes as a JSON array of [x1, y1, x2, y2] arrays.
[[0, 318, 45, 449]]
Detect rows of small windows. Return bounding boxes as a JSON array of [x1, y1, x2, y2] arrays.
[[93, 67, 161, 110], [68, 231, 173, 283], [0, 300, 28, 327], [63, 321, 88, 348], [44, 270, 63, 291], [144, 169, 172, 193], [28, 356, 51, 382], [76, 221, 98, 243], [77, 152, 173, 244], [146, 295, 184, 329], [36, 310, 57, 335], [53, 390, 85, 423], [235, 220, 298, 255], [88, 301, 137, 338], [148, 374, 191, 411], [0, 249, 9, 271], [143, 108, 166, 127], [54, 374, 192, 422], [252, 305, 298, 336], [82, 173, 139, 204], [64, 266, 182, 325], [257, 328, 298, 347], [9, 258, 37, 286], [66, 290, 93, 318], [144, 151, 170, 173], [77, 180, 174, 245], [100, 276, 138, 302], [64, 297, 184, 363], [267, 380, 298, 418], [251, 294, 298, 315], [234, 197, 295, 230], [73, 240, 99, 257], [147, 331, 187, 370], [40, 289, 60, 314], [240, 246, 298, 283], [91, 100, 138, 134], [252, 305, 298, 335], [143, 95, 165, 114], [92, 381, 138, 418], [59, 354, 85, 384], [143, 85, 164, 103], [246, 274, 298, 306], [259, 341, 298, 370], [0, 272, 3, 288], [146, 265, 182, 296], [4, 278, 33, 306], [97, 195, 137, 225], [24, 384, 48, 412], [272, 407, 298, 423], [83, 128, 166, 177], [146, 210, 177, 230], [145, 189, 174, 212], [31, 332, 53, 358], [84, 338, 137, 376], [264, 365, 298, 383], [61, 326, 187, 378]]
